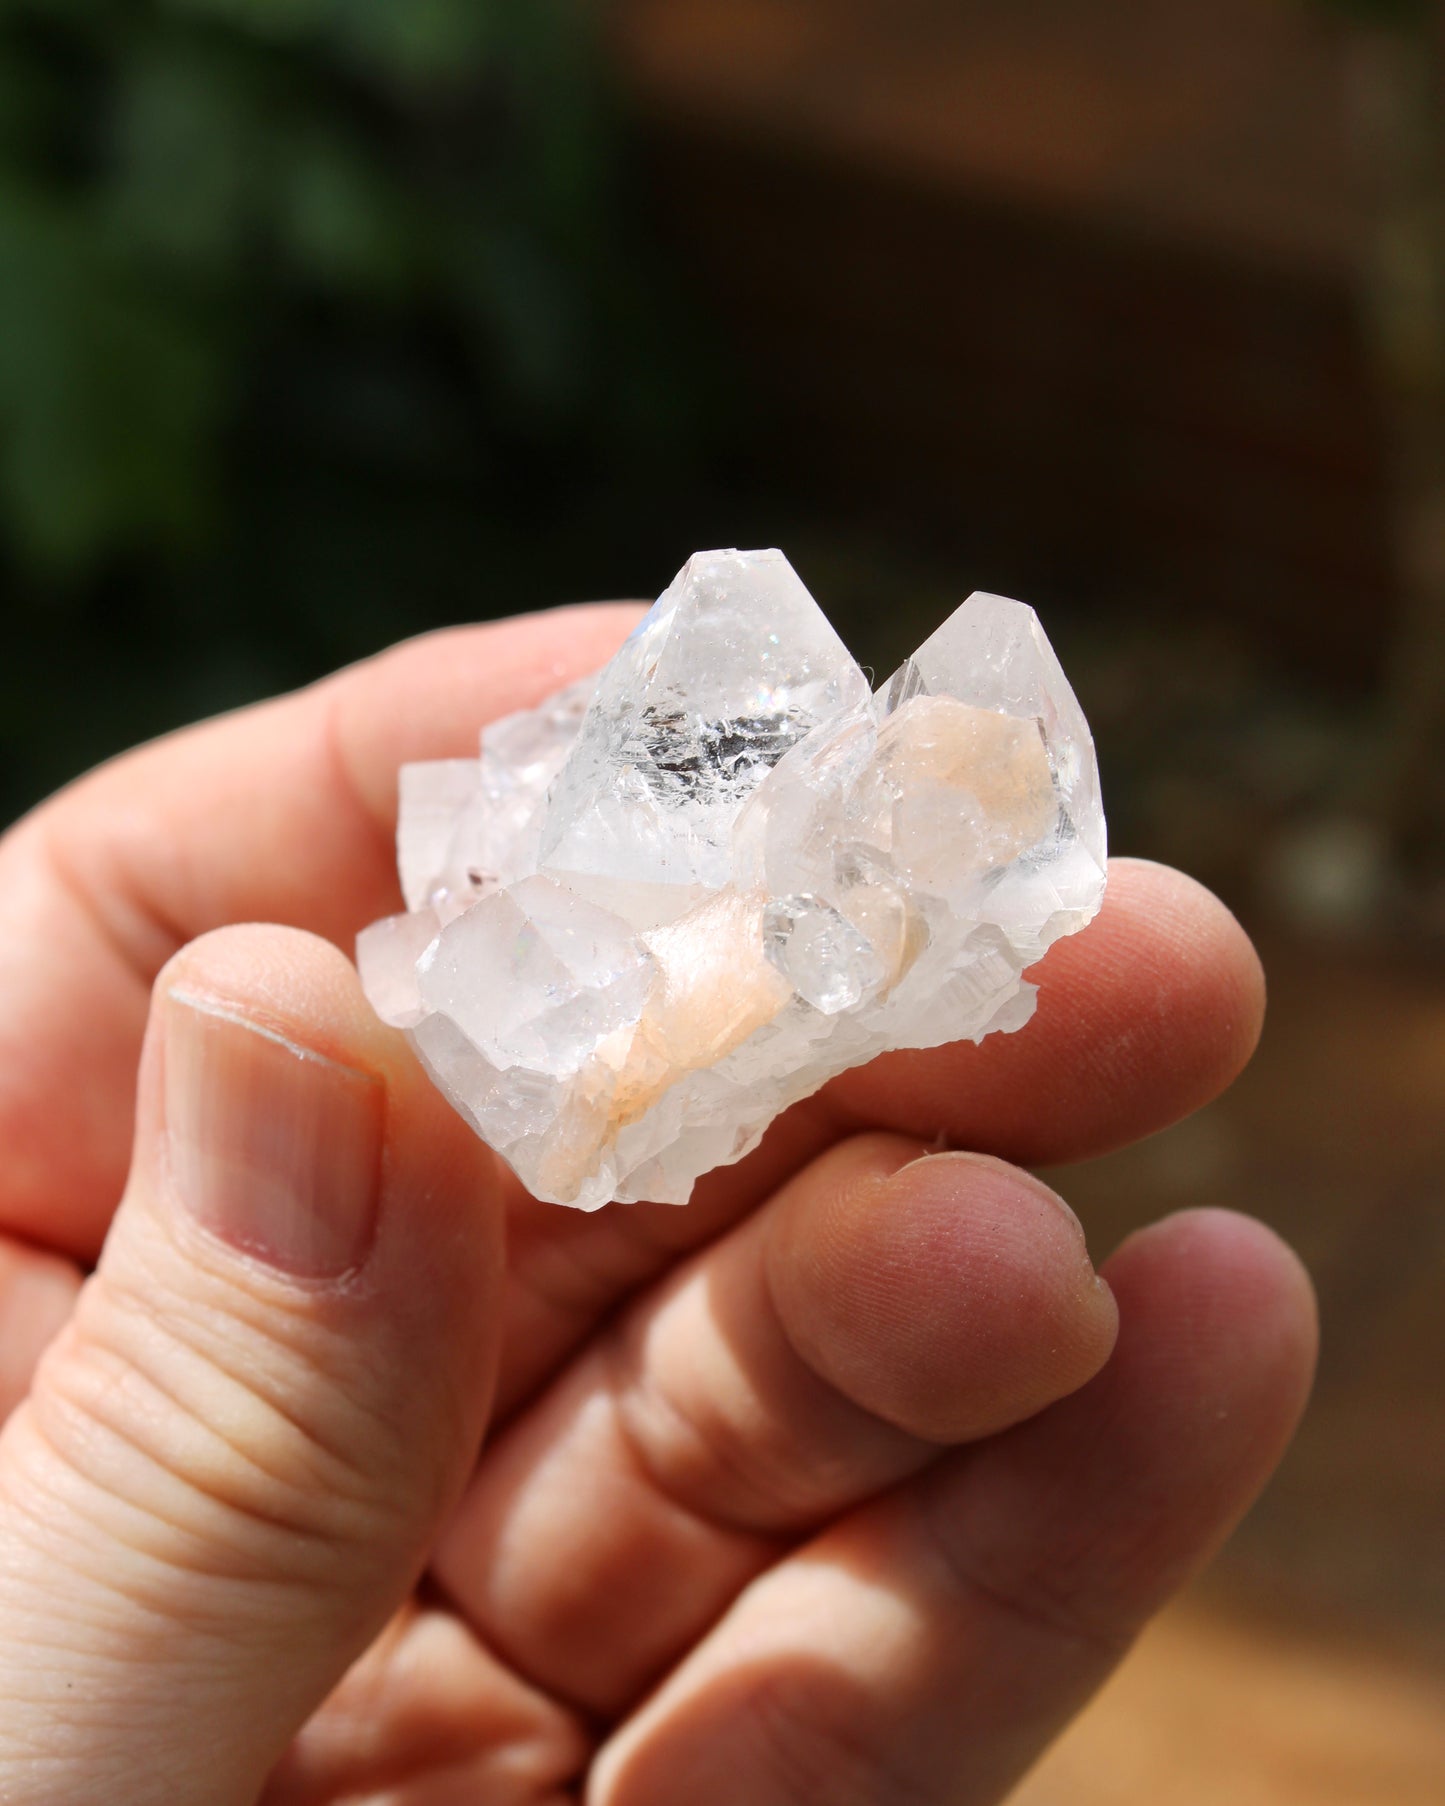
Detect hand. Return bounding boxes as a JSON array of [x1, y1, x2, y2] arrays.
[[0, 607, 1316, 1805]]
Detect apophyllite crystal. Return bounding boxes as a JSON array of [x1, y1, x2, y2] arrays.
[[358, 550, 1106, 1209]]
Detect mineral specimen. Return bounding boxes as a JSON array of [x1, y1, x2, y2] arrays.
[[358, 549, 1106, 1209]]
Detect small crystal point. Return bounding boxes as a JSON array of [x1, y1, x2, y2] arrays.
[[397, 761, 482, 912], [361, 554, 1106, 1209], [762, 893, 885, 1014]]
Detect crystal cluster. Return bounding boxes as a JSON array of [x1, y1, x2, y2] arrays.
[[359, 550, 1106, 1209]]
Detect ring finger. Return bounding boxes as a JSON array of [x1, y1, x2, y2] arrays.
[[590, 1209, 1318, 1805]]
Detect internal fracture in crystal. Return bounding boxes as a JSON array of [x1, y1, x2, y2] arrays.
[[359, 549, 1107, 1208]]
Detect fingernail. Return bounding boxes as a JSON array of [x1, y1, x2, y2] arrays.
[[163, 991, 384, 1279]]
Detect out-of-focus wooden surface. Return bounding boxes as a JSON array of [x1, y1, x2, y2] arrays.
[[1027, 927, 1445, 1802], [1051, 930, 1445, 1651], [608, 0, 1394, 677], [612, 0, 1364, 273], [1013, 1602, 1445, 1806]]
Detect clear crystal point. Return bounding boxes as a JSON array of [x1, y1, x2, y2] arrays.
[[881, 591, 1105, 879], [537, 549, 871, 897], [361, 554, 1106, 1209]]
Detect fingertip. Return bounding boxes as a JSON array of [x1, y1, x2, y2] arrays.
[[155, 923, 429, 1103], [1107, 1206, 1319, 1446], [1036, 859, 1268, 1115], [823, 858, 1269, 1167], [1105, 858, 1268, 1091], [158, 923, 378, 1052], [767, 1142, 1119, 1444]]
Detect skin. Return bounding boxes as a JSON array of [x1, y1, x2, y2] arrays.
[[0, 606, 1317, 1805]]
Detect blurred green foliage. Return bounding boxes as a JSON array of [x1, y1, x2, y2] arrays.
[[1, 0, 697, 821]]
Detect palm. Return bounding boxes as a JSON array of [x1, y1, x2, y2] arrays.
[[0, 608, 1314, 1804]]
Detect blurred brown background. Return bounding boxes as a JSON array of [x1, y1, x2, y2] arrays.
[[3, 1, 1443, 1798]]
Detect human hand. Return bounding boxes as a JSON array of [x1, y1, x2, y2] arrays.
[[0, 607, 1317, 1805]]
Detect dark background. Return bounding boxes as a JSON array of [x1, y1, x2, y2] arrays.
[[3, 2, 1444, 1797]]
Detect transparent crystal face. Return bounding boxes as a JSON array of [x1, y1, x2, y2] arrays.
[[762, 894, 885, 1015], [537, 550, 872, 896], [359, 550, 1107, 1209]]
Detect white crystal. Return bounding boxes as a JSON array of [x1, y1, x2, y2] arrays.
[[397, 676, 596, 920], [359, 550, 1106, 1209]]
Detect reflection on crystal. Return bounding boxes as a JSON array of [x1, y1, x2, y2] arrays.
[[360, 550, 1107, 1209]]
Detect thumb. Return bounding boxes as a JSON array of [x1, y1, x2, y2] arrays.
[[0, 926, 505, 1806]]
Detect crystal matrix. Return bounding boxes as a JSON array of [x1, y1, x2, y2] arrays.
[[359, 550, 1106, 1208]]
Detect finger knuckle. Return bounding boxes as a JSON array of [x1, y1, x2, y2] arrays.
[[917, 1487, 1134, 1663], [729, 1667, 934, 1806], [607, 1315, 828, 1533], [7, 1272, 405, 1614]]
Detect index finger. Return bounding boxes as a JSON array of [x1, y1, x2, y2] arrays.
[[0, 604, 645, 1253], [1, 608, 1264, 1396]]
